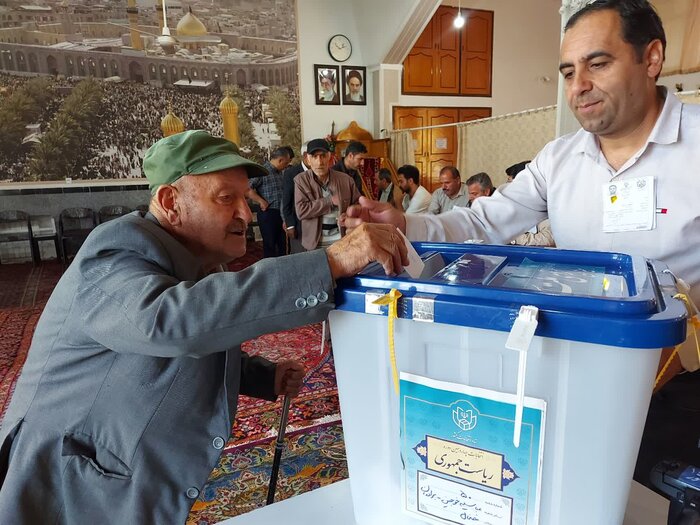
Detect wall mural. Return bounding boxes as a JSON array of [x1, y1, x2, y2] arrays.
[[0, 0, 300, 183]]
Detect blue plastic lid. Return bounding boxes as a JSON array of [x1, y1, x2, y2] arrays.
[[334, 243, 687, 349]]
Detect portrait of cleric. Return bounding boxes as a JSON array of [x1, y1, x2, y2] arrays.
[[314, 65, 340, 105], [342, 66, 366, 105]]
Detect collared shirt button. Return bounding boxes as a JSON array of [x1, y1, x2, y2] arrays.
[[306, 295, 318, 307], [317, 291, 329, 303], [212, 436, 225, 450], [294, 297, 307, 309], [186, 487, 200, 499]]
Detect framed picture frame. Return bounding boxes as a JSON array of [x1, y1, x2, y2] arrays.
[[314, 64, 340, 105], [341, 66, 366, 105]]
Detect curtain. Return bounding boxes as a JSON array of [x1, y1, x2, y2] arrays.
[[456, 124, 469, 178], [656, 0, 700, 75], [456, 106, 556, 186], [389, 130, 415, 169]]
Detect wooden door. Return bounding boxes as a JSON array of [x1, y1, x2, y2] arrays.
[[435, 6, 460, 94], [402, 14, 437, 93], [393, 108, 428, 177], [426, 108, 458, 191], [460, 10, 493, 96], [459, 107, 492, 122]]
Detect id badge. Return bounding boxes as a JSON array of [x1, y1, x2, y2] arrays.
[[602, 176, 655, 233]]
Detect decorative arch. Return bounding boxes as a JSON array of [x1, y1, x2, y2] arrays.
[[46, 54, 58, 75], [128, 61, 143, 82], [274, 69, 280, 85], [149, 63, 157, 80], [260, 69, 266, 84], [110, 60, 119, 76], [236, 68, 245, 87], [251, 69, 258, 84], [15, 50, 26, 72], [28, 52, 38, 73]]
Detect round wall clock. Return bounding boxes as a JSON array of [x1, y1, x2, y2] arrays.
[[328, 34, 352, 62]]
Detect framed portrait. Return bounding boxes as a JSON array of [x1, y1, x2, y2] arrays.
[[341, 66, 366, 105], [314, 64, 340, 105]]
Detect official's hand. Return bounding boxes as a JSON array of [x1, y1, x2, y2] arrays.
[[285, 226, 296, 239], [331, 193, 341, 207], [327, 223, 409, 279], [343, 196, 407, 233], [259, 200, 270, 212], [274, 359, 305, 397]]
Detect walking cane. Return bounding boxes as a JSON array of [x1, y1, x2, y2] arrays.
[[266, 395, 291, 505]]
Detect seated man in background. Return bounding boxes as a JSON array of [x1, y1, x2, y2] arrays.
[[295, 138, 361, 251], [397, 164, 431, 214], [502, 160, 555, 247], [375, 167, 402, 209], [332, 140, 368, 197], [0, 130, 407, 525], [465, 172, 494, 206], [429, 165, 469, 214]]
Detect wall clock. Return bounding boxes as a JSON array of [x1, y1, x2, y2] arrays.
[[328, 34, 352, 63]]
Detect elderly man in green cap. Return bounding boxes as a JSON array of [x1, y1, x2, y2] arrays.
[[0, 130, 408, 524]]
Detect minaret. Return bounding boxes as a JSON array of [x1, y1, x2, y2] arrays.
[[161, 103, 185, 137], [219, 78, 240, 146], [126, 0, 143, 51]]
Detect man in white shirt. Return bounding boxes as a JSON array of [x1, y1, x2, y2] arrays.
[[429, 166, 469, 214], [397, 164, 431, 214], [345, 0, 699, 483]]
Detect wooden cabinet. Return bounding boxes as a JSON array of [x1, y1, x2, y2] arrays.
[[403, 6, 460, 95], [402, 6, 493, 97], [393, 106, 492, 191], [461, 10, 493, 96]]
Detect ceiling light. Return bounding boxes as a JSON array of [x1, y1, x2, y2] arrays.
[[453, 11, 465, 28]]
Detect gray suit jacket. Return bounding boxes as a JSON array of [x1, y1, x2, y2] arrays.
[[0, 212, 335, 524]]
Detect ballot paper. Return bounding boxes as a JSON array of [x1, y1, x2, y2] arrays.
[[397, 228, 425, 279]]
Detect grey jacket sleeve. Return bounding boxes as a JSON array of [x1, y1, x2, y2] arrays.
[[73, 219, 335, 358]]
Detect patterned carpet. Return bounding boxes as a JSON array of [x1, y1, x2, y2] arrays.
[[0, 241, 349, 525]]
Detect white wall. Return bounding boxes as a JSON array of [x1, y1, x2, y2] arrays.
[[296, 0, 422, 140]]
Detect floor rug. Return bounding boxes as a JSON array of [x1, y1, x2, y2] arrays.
[[0, 306, 43, 420], [0, 260, 64, 309]]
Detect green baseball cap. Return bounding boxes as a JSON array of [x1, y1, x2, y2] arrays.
[[143, 130, 267, 194]]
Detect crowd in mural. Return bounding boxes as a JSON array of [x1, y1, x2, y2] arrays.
[[0, 73, 299, 182]]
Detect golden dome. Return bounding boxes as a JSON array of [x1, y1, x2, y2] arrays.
[[336, 121, 373, 141], [176, 8, 207, 37], [219, 94, 239, 115], [161, 110, 185, 137]]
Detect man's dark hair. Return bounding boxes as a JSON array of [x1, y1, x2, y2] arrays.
[[565, 0, 666, 61], [345, 141, 367, 156], [466, 172, 494, 193], [283, 145, 295, 160], [505, 160, 530, 179], [397, 164, 420, 185], [270, 147, 291, 160], [377, 168, 393, 183], [440, 165, 460, 180]]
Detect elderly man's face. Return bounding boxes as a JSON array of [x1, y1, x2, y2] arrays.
[[348, 76, 362, 95], [467, 183, 489, 203], [320, 77, 334, 93], [174, 168, 252, 265], [439, 171, 461, 197], [559, 9, 662, 140], [308, 150, 331, 178]]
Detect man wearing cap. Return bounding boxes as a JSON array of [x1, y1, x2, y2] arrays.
[[0, 130, 407, 524], [294, 138, 361, 251]]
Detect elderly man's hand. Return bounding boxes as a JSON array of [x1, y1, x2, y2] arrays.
[[327, 223, 409, 279], [274, 359, 305, 397], [342, 196, 407, 233]]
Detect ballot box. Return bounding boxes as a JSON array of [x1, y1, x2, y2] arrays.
[[329, 243, 687, 525]]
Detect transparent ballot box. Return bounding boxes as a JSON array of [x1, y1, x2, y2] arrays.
[[329, 243, 687, 525]]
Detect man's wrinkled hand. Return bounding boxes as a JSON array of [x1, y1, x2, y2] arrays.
[[274, 359, 305, 397], [327, 223, 409, 279]]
